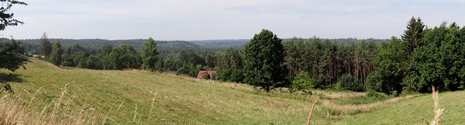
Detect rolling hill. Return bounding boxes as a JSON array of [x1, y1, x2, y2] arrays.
[[1, 59, 464, 124]]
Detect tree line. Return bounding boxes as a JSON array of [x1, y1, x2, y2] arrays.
[[6, 16, 465, 95]]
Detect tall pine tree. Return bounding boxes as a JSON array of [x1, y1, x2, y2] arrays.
[[49, 40, 63, 65], [39, 33, 52, 59], [402, 17, 425, 55], [0, 0, 28, 72], [140, 37, 159, 71]]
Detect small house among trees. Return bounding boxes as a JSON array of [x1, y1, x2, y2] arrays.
[[196, 70, 217, 79]]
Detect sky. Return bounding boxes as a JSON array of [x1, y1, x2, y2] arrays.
[[1, 0, 465, 40]]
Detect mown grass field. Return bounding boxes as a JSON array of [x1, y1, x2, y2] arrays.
[[1, 59, 465, 124]]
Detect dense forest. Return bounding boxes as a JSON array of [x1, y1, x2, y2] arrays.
[[4, 17, 465, 96]]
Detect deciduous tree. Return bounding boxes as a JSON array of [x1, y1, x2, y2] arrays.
[[243, 29, 289, 92]]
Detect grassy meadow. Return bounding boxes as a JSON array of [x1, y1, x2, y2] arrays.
[[1, 59, 465, 124]]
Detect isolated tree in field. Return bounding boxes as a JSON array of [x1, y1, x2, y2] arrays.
[[0, 0, 28, 72], [243, 29, 289, 92], [39, 33, 52, 58], [49, 40, 63, 65], [140, 37, 159, 71]]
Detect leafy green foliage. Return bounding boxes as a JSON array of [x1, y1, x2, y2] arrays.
[[49, 41, 63, 65], [216, 48, 244, 83], [109, 45, 141, 69], [0, 0, 27, 31], [336, 74, 364, 92], [243, 29, 289, 92], [201, 73, 210, 79], [365, 71, 382, 92], [290, 71, 314, 93], [370, 37, 404, 95], [0, 0, 27, 73], [401, 17, 425, 55], [410, 23, 465, 92], [229, 69, 244, 83], [365, 90, 389, 99], [217, 69, 244, 83], [217, 69, 231, 81], [140, 37, 159, 71], [176, 66, 189, 75], [0, 39, 27, 72], [38, 33, 52, 58]]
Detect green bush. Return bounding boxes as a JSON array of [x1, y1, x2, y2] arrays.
[[336, 74, 364, 92], [230, 69, 244, 83], [290, 71, 314, 93], [365, 72, 384, 92], [366, 90, 389, 100], [176, 67, 189, 75], [218, 69, 232, 81]]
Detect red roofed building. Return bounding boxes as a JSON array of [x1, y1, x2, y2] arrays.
[[196, 70, 217, 79]]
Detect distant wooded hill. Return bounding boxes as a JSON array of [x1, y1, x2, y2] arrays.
[[188, 39, 249, 48], [1, 38, 388, 54], [17, 39, 200, 50]]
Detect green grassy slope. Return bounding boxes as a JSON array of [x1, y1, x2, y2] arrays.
[[334, 91, 465, 125], [1, 59, 325, 124], [2, 59, 464, 124]]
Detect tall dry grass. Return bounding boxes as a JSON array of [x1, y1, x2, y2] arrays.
[[431, 86, 443, 125], [0, 84, 100, 125], [0, 82, 158, 125]]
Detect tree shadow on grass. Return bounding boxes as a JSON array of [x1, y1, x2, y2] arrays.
[[0, 72, 27, 93], [0, 72, 26, 83]]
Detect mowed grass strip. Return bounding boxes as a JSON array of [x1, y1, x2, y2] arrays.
[[2, 59, 327, 124]]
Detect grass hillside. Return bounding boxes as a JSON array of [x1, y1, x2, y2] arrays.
[[1, 59, 465, 124], [1, 59, 321, 124], [334, 91, 465, 125]]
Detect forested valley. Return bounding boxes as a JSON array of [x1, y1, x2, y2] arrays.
[[4, 17, 465, 96]]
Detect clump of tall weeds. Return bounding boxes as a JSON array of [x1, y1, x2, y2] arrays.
[[431, 86, 443, 125]]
